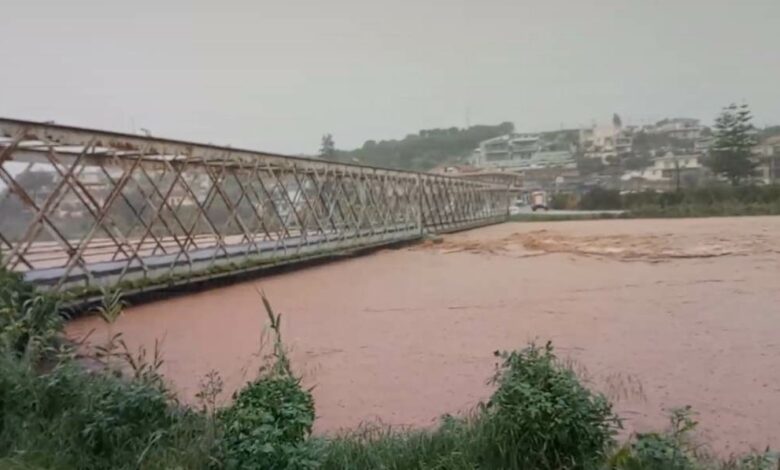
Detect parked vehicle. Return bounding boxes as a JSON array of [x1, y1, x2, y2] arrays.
[[530, 191, 548, 211]]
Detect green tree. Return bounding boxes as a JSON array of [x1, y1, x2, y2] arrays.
[[319, 133, 336, 161], [706, 103, 757, 185], [15, 169, 55, 203], [338, 122, 514, 170], [612, 113, 622, 129]]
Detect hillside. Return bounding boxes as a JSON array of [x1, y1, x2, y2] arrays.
[[332, 122, 514, 171]]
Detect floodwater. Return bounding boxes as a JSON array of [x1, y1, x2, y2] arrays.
[[66, 216, 780, 454]]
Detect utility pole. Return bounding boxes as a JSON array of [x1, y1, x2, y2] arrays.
[[674, 156, 682, 192]]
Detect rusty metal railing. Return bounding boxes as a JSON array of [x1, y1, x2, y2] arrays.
[[0, 118, 510, 298]]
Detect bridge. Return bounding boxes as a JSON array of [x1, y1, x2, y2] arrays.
[[0, 118, 512, 300]]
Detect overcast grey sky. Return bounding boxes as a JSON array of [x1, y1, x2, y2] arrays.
[[1, 0, 778, 154]]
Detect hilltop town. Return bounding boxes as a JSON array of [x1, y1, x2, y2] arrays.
[[431, 116, 780, 193]]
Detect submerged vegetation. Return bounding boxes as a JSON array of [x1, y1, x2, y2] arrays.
[[0, 264, 776, 469]]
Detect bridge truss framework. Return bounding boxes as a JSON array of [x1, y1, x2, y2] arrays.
[[0, 119, 510, 299]]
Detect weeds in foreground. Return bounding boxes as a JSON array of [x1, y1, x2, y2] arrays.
[[608, 406, 780, 470], [88, 289, 168, 394], [319, 343, 621, 470], [0, 267, 63, 361], [216, 288, 318, 469]]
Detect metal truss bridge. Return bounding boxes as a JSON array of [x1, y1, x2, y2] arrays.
[[0, 118, 511, 300]]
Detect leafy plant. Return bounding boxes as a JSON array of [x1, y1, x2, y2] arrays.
[[608, 406, 699, 470], [483, 342, 620, 469], [217, 291, 317, 469], [320, 343, 621, 470]]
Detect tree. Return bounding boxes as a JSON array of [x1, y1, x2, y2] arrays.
[[612, 113, 622, 129], [335, 122, 514, 171], [705, 103, 757, 185], [576, 157, 605, 176], [319, 134, 336, 161], [15, 169, 56, 204]]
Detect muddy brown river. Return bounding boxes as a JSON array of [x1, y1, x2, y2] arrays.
[[66, 216, 780, 454]]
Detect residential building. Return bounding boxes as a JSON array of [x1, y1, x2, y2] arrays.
[[471, 133, 575, 170], [648, 118, 705, 141], [754, 135, 780, 184], [520, 166, 581, 192], [620, 152, 710, 190], [473, 133, 540, 166], [580, 124, 633, 163]]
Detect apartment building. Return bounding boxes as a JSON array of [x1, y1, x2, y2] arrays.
[[580, 125, 633, 163], [471, 133, 575, 170]]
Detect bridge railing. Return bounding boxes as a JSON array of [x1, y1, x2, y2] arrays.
[[0, 119, 510, 297]]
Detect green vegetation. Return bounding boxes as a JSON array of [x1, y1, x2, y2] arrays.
[[319, 134, 336, 161], [320, 343, 618, 470], [510, 212, 628, 223], [539, 185, 780, 219], [217, 294, 319, 469], [705, 104, 758, 185], [623, 185, 780, 217], [331, 122, 514, 170], [0, 265, 777, 469]]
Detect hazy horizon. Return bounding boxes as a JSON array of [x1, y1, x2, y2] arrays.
[[1, 0, 778, 155]]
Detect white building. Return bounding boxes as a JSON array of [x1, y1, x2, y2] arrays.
[[474, 133, 539, 165], [471, 133, 575, 170], [649, 118, 705, 141], [580, 125, 632, 163], [621, 152, 709, 189], [755, 135, 780, 184]]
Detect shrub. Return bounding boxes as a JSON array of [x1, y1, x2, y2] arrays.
[[0, 355, 214, 469], [579, 188, 622, 210], [609, 406, 700, 470], [551, 192, 579, 210], [218, 375, 317, 469], [217, 292, 318, 469], [320, 343, 620, 470], [482, 343, 620, 469], [620, 184, 780, 217]]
